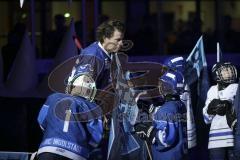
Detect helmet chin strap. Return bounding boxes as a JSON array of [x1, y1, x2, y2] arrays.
[[217, 82, 230, 91]]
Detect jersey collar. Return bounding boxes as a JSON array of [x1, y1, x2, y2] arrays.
[[98, 42, 111, 59]]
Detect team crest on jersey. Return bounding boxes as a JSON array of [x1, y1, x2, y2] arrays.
[[79, 64, 93, 72]]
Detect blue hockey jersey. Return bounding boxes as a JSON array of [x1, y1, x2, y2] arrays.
[[152, 100, 188, 160], [37, 93, 103, 160], [69, 42, 112, 90]]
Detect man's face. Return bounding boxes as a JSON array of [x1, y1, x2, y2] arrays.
[[102, 29, 124, 53]]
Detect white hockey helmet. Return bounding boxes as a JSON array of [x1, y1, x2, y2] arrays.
[[66, 73, 97, 101]]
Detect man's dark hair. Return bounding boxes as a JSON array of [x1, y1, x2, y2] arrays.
[[96, 19, 125, 43]]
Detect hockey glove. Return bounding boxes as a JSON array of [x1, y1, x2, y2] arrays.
[[207, 99, 222, 115], [216, 100, 232, 116], [207, 99, 231, 116]]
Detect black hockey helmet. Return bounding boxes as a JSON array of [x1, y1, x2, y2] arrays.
[[212, 62, 238, 84]]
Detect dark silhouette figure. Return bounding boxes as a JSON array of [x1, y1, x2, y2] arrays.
[[44, 14, 67, 58], [1, 22, 26, 81]]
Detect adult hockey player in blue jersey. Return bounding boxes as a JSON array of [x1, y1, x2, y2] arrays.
[[134, 70, 188, 160], [68, 19, 125, 91], [67, 19, 125, 159], [66, 20, 125, 118], [203, 62, 238, 160]]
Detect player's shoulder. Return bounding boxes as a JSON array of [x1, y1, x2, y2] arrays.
[[208, 85, 218, 94], [224, 83, 238, 94], [82, 42, 103, 57], [226, 83, 238, 90]]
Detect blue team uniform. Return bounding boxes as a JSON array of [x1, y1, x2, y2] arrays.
[[37, 42, 111, 160], [152, 100, 188, 160], [70, 42, 111, 90], [37, 93, 103, 160]]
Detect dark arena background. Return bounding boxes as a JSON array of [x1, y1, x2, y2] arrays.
[[0, 0, 240, 160]]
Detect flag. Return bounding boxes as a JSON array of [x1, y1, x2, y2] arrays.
[[234, 79, 240, 158], [107, 108, 123, 160], [188, 36, 210, 159], [191, 37, 209, 113], [20, 0, 24, 8], [184, 36, 208, 148], [107, 53, 126, 160], [108, 53, 142, 160], [6, 29, 38, 92], [185, 36, 207, 85]]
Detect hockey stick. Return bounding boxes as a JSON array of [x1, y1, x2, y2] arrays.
[[144, 140, 152, 160]]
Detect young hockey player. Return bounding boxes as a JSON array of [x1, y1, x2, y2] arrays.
[[163, 56, 197, 149], [37, 95, 103, 160], [203, 62, 238, 160], [134, 70, 188, 160]]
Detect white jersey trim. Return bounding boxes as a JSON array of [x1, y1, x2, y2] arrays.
[[38, 146, 86, 160]]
